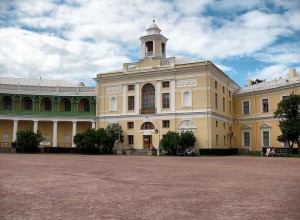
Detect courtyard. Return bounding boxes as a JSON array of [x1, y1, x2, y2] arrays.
[[0, 154, 299, 220]]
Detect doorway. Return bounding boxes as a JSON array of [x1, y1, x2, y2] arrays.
[[143, 135, 152, 148]]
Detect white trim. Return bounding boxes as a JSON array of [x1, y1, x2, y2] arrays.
[[261, 129, 271, 147], [261, 97, 269, 113], [182, 90, 192, 107], [242, 100, 250, 115], [109, 96, 117, 112], [170, 79, 175, 112], [242, 130, 251, 148], [156, 81, 161, 113]]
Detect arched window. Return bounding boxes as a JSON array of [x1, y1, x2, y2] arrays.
[[23, 97, 32, 111], [110, 97, 117, 111], [141, 122, 155, 130], [142, 83, 155, 113], [2, 96, 12, 110], [41, 97, 52, 111], [183, 91, 191, 107]]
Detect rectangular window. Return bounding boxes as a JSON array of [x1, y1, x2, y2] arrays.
[[229, 91, 231, 97], [262, 99, 269, 113], [215, 81, 217, 89], [65, 100, 71, 111], [215, 93, 218, 109], [84, 101, 90, 112], [162, 81, 169, 88], [45, 100, 52, 111], [162, 120, 170, 128], [216, 121, 218, 127], [224, 135, 226, 146], [223, 123, 225, 129], [229, 101, 232, 115], [25, 98, 32, 111], [162, 93, 170, 108], [127, 122, 134, 129], [4, 98, 11, 110], [243, 101, 250, 115], [244, 132, 250, 147], [282, 95, 289, 100], [128, 135, 134, 145], [128, 96, 135, 111], [223, 86, 225, 94], [128, 85, 134, 91], [263, 131, 269, 146], [223, 97, 225, 112]]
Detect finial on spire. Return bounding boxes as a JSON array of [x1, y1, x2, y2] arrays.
[[153, 16, 156, 23]]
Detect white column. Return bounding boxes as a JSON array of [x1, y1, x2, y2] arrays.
[[53, 121, 58, 147], [33, 120, 39, 133], [72, 121, 77, 147], [91, 121, 96, 129], [141, 42, 145, 59], [13, 120, 18, 141], [122, 84, 126, 115], [156, 80, 161, 113], [153, 40, 156, 57], [135, 83, 140, 114], [171, 79, 176, 112]]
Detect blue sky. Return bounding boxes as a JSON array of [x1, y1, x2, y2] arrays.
[[0, 0, 299, 87]]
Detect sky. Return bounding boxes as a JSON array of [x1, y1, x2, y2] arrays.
[[0, 0, 299, 87]]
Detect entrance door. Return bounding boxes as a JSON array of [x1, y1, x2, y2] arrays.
[[143, 135, 152, 148]]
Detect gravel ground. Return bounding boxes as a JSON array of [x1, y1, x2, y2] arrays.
[[0, 154, 299, 220]]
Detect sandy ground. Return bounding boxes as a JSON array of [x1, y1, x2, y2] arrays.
[[0, 154, 299, 220]]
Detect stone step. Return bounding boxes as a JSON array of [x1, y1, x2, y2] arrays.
[[130, 149, 148, 156]]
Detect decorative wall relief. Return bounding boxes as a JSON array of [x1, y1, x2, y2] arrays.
[[177, 79, 197, 87], [107, 87, 121, 94]]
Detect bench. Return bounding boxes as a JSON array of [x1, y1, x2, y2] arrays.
[[269, 148, 288, 157]]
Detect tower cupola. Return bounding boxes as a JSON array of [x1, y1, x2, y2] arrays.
[[140, 20, 168, 60]]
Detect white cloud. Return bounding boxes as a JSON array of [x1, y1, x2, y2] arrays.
[[0, 28, 129, 84], [0, 0, 299, 86], [247, 65, 289, 81]]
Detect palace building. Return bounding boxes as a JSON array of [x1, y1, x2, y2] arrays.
[[94, 21, 299, 153], [0, 78, 96, 148], [1, 21, 299, 153]]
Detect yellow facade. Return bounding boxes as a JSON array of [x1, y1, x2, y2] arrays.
[[1, 22, 299, 153], [94, 22, 299, 153], [233, 76, 300, 151], [95, 22, 240, 152]]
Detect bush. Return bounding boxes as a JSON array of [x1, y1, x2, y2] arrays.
[[199, 148, 238, 156], [15, 129, 43, 153]]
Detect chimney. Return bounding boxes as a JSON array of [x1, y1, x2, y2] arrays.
[[246, 79, 252, 87], [289, 69, 297, 78]]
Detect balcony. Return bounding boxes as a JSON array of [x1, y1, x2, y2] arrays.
[[140, 108, 156, 114]]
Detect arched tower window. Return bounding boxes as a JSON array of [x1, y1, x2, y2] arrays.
[[141, 83, 155, 114]]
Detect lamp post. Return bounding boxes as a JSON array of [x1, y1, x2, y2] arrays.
[[155, 128, 160, 156]]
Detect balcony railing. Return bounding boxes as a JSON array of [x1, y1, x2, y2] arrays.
[[161, 59, 170, 67], [140, 108, 156, 114], [146, 51, 153, 57]]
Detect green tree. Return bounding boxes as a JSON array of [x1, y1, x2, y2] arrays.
[[274, 94, 300, 154], [15, 129, 44, 153], [160, 131, 179, 155], [73, 129, 97, 149], [106, 123, 124, 153], [179, 131, 196, 149]]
